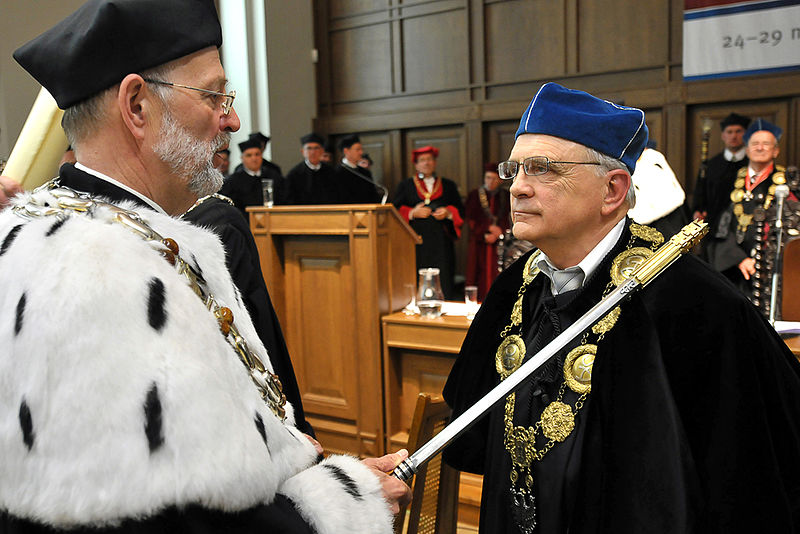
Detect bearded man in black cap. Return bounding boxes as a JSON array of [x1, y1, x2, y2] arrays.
[[443, 83, 800, 533], [0, 1, 409, 532], [691, 112, 750, 235]]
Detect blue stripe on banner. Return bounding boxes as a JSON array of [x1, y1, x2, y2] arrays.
[[684, 0, 800, 20], [684, 63, 800, 80]]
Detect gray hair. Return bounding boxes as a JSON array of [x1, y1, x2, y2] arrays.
[[61, 62, 177, 148], [583, 146, 636, 209]]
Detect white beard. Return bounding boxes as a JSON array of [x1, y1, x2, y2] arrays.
[[153, 108, 229, 198]]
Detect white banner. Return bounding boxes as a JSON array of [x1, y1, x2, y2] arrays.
[[684, 0, 800, 80]]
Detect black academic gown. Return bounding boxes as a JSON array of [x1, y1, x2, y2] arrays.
[[333, 164, 382, 204], [443, 218, 800, 533], [692, 152, 749, 235], [392, 176, 465, 299], [219, 163, 283, 219], [707, 166, 781, 294], [1, 164, 318, 533], [182, 195, 313, 437], [282, 161, 343, 205]]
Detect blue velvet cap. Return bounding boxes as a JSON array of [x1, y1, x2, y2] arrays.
[[515, 82, 649, 173], [744, 118, 782, 144]]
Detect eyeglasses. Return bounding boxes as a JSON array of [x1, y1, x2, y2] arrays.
[[748, 141, 776, 148], [498, 156, 600, 180], [142, 78, 236, 115]]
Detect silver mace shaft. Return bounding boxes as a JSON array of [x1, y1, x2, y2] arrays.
[[393, 220, 708, 482]]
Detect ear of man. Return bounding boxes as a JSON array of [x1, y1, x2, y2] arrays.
[[600, 168, 631, 217], [117, 74, 152, 142]]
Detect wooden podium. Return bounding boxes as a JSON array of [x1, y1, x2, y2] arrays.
[[248, 204, 420, 457]]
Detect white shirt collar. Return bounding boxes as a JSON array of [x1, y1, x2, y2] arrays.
[[342, 157, 358, 169], [537, 218, 626, 295], [244, 167, 262, 177], [305, 160, 321, 171], [724, 147, 746, 162], [423, 176, 435, 190], [74, 162, 167, 215]]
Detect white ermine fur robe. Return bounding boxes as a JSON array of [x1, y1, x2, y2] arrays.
[[0, 187, 393, 533]]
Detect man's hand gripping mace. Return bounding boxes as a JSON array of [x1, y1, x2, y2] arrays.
[[392, 220, 708, 482]]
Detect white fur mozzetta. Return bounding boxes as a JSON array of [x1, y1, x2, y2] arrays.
[[0, 188, 393, 533]]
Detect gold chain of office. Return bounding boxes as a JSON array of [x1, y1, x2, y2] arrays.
[[13, 180, 287, 420], [495, 222, 663, 532]]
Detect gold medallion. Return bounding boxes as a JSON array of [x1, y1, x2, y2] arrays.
[[540, 401, 574, 442], [592, 307, 621, 335], [734, 178, 745, 189], [504, 426, 535, 467], [610, 247, 653, 286], [773, 172, 786, 185], [523, 250, 542, 284], [496, 335, 526, 379], [511, 296, 524, 327], [737, 213, 753, 231], [730, 189, 744, 203], [629, 223, 664, 245], [768, 184, 777, 196], [733, 204, 744, 216], [563, 344, 596, 394]]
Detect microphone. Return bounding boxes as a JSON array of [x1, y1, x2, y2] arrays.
[[769, 184, 790, 324], [342, 164, 388, 204]]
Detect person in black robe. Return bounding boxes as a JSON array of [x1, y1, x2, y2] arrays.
[[219, 138, 282, 218], [691, 112, 750, 254], [334, 134, 383, 203], [232, 132, 283, 178], [707, 119, 795, 300], [182, 194, 313, 437], [442, 83, 800, 533], [282, 133, 343, 205], [392, 145, 464, 299]]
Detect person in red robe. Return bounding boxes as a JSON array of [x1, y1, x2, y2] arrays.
[[465, 163, 510, 300], [393, 146, 464, 299]]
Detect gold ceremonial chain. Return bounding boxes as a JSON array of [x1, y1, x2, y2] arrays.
[[181, 192, 234, 217], [730, 165, 786, 234], [13, 182, 287, 420], [497, 222, 663, 534], [413, 175, 441, 205]]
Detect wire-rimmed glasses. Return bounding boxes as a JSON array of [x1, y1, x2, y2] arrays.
[[142, 78, 236, 115], [498, 156, 600, 180]]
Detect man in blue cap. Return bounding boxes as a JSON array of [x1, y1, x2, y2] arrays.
[[443, 83, 800, 533], [707, 118, 791, 299], [0, 1, 409, 532]]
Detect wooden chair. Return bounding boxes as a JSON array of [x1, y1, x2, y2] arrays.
[[395, 393, 460, 534], [782, 238, 800, 320]]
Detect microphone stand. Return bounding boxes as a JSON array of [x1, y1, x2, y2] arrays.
[[341, 163, 388, 204], [392, 220, 709, 482], [769, 184, 790, 324]]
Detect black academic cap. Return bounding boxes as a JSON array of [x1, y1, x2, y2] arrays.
[[14, 0, 222, 109], [238, 138, 262, 153], [300, 133, 325, 146], [249, 132, 270, 145], [338, 134, 361, 151], [720, 113, 750, 130]]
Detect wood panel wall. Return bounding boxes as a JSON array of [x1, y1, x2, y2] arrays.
[[313, 0, 800, 276]]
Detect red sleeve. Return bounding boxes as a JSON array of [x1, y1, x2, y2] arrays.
[[398, 204, 413, 222], [446, 205, 463, 238]]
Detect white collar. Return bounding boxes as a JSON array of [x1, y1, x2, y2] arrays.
[[537, 218, 626, 295], [724, 147, 746, 162], [74, 162, 167, 215], [342, 158, 358, 169], [305, 160, 321, 171], [244, 167, 262, 177]]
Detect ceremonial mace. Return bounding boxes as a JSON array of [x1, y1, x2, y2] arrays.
[[392, 220, 708, 482], [768, 184, 790, 324]]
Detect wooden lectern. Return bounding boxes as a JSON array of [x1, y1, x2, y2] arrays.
[[248, 204, 420, 457]]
